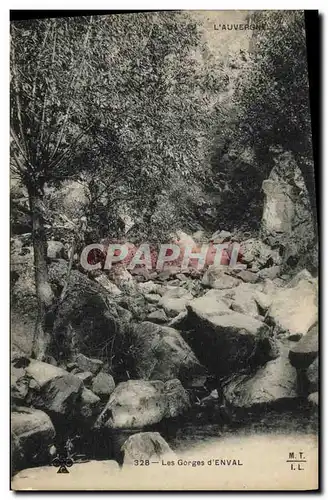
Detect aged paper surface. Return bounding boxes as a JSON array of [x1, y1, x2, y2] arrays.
[[10, 10, 318, 491]]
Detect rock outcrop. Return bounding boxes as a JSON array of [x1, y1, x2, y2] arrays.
[[121, 432, 175, 465], [289, 323, 318, 369]]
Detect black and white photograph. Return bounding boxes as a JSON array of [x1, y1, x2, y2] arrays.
[[10, 9, 319, 490]]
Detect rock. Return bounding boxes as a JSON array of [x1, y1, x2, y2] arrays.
[[306, 357, 318, 393], [308, 392, 319, 406], [25, 360, 67, 385], [159, 287, 193, 317], [164, 379, 190, 418], [11, 365, 29, 403], [79, 388, 101, 420], [288, 325, 318, 369], [94, 380, 167, 429], [48, 261, 131, 369], [75, 354, 103, 375], [258, 266, 281, 280], [12, 460, 120, 490], [11, 407, 55, 471], [261, 179, 294, 235], [130, 322, 206, 386], [144, 293, 161, 304], [75, 371, 94, 385], [230, 283, 261, 318], [108, 266, 136, 293], [167, 311, 188, 329], [202, 265, 239, 289], [223, 357, 298, 409], [188, 291, 232, 317], [94, 275, 122, 296], [267, 278, 318, 336], [122, 432, 175, 465], [193, 229, 207, 243], [237, 270, 259, 283], [66, 362, 78, 372], [186, 294, 272, 377], [199, 389, 220, 409], [26, 360, 83, 415], [288, 269, 314, 288], [130, 267, 152, 282], [210, 230, 231, 243], [11, 245, 53, 356], [146, 309, 168, 324], [47, 240, 64, 260], [254, 291, 273, 312], [138, 281, 159, 294], [92, 372, 115, 398], [157, 267, 180, 281]]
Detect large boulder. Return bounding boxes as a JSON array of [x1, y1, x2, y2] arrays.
[[75, 371, 94, 385], [267, 278, 318, 337], [223, 357, 298, 409], [288, 323, 318, 369], [129, 322, 207, 386], [158, 287, 193, 317], [202, 266, 239, 289], [121, 432, 175, 465], [138, 281, 161, 295], [94, 380, 167, 429], [25, 360, 83, 416], [240, 238, 281, 269], [260, 152, 316, 267], [48, 261, 131, 369], [11, 407, 55, 472], [185, 293, 273, 377], [230, 283, 262, 318], [164, 379, 190, 418]]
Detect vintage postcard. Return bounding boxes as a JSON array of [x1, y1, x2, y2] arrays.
[[10, 10, 319, 491]]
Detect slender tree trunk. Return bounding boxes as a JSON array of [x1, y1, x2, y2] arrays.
[[28, 185, 54, 359]]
